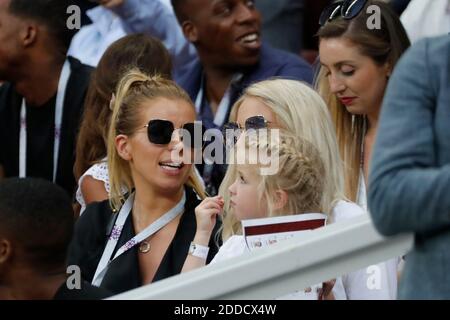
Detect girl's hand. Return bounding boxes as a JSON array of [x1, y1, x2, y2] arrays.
[[195, 196, 224, 237], [182, 196, 223, 273]]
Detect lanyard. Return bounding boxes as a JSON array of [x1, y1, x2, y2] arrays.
[[19, 59, 71, 182], [194, 74, 242, 128], [92, 191, 186, 287]]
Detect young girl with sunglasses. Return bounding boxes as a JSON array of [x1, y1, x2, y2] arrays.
[[183, 129, 331, 299], [220, 78, 397, 299], [68, 70, 219, 295]]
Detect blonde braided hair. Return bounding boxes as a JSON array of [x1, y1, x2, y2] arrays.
[[222, 130, 325, 236], [219, 79, 345, 240], [260, 132, 324, 215]]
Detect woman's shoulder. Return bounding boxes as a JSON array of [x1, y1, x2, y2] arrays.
[[332, 200, 366, 222], [76, 161, 110, 209], [80, 161, 110, 188]]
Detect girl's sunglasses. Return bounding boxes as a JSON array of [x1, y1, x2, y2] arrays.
[[144, 119, 206, 148], [319, 0, 368, 26], [222, 115, 270, 144]]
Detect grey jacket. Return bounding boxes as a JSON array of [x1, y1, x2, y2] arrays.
[[369, 35, 450, 299]]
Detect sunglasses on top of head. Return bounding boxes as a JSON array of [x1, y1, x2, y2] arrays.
[[222, 115, 271, 145], [143, 119, 206, 149], [319, 0, 368, 27]]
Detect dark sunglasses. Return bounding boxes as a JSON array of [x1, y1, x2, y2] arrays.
[[144, 119, 206, 148], [222, 115, 270, 145], [319, 0, 368, 26]]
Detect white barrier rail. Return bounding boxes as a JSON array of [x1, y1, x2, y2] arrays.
[[111, 214, 413, 300]]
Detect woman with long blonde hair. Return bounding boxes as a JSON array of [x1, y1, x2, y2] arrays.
[[74, 34, 173, 215], [315, 0, 410, 207], [314, 0, 411, 300], [68, 69, 219, 295]]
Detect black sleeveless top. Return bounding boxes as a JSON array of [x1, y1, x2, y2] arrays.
[[67, 186, 221, 295]]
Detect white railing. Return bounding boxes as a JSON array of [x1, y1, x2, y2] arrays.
[[111, 214, 413, 300]]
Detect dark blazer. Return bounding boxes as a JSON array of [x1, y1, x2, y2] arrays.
[[256, 0, 305, 53], [176, 44, 313, 110], [68, 186, 221, 295], [369, 35, 450, 299]]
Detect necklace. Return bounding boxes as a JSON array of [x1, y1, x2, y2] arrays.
[[92, 191, 186, 287], [139, 240, 151, 254]]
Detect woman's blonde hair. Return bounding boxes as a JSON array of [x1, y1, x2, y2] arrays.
[[237, 130, 325, 218], [315, 0, 410, 201], [220, 78, 345, 239], [74, 34, 172, 181], [107, 69, 206, 211], [315, 71, 364, 202]]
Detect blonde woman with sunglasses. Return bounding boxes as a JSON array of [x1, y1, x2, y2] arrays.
[[68, 70, 219, 295]]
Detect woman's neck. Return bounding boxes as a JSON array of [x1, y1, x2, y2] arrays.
[[132, 183, 184, 231], [361, 109, 381, 185], [365, 109, 380, 136]]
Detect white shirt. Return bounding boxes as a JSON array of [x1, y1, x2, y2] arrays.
[[68, 1, 195, 69], [68, 6, 127, 67], [76, 161, 113, 214], [212, 235, 321, 299], [331, 201, 399, 300], [401, 0, 450, 43], [212, 200, 398, 300]]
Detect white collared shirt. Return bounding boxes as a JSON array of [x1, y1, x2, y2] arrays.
[[68, 1, 193, 69], [68, 6, 126, 67], [401, 0, 450, 43]]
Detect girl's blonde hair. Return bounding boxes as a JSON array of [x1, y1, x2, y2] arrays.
[[220, 79, 345, 239], [315, 0, 410, 201], [243, 130, 325, 217], [107, 69, 206, 211]]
